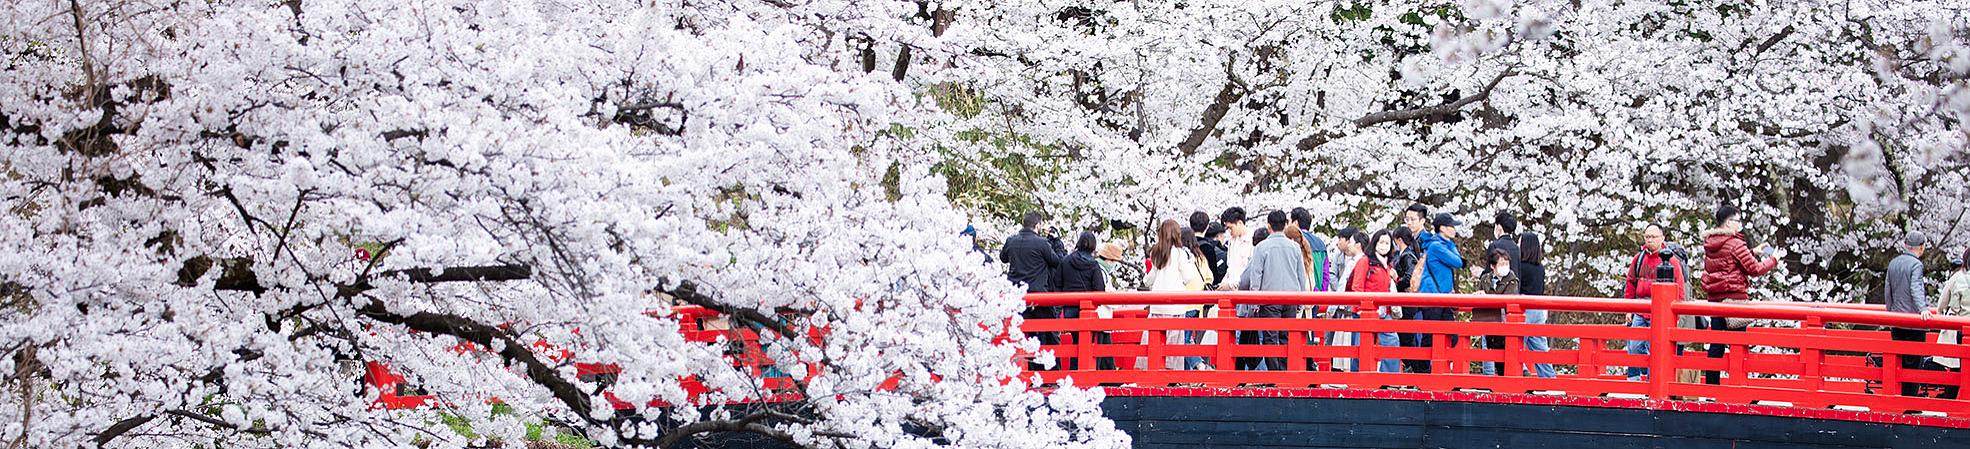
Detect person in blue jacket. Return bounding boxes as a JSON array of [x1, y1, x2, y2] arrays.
[[1411, 212, 1466, 373]]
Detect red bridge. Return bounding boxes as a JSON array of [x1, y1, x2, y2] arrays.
[[369, 282, 1970, 447]]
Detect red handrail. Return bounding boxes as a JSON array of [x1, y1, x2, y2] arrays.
[[1020, 283, 1970, 417], [368, 284, 1970, 424]]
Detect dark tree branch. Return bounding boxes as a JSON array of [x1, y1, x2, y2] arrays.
[[1176, 55, 1249, 156], [653, 409, 816, 449], [1754, 25, 1795, 56], [1176, 82, 1243, 157], [377, 264, 533, 284], [355, 300, 599, 427], [891, 45, 913, 82], [614, 101, 687, 136], [96, 409, 280, 447], [662, 278, 797, 340], [380, 129, 427, 141], [1354, 67, 1517, 128], [92, 415, 155, 447]]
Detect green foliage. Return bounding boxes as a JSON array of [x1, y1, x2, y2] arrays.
[[929, 82, 985, 119], [931, 130, 1066, 223], [1332, 3, 1373, 23]]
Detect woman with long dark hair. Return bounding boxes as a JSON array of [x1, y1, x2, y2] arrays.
[[1146, 219, 1203, 370], [1519, 232, 1554, 378], [1354, 230, 1401, 372]]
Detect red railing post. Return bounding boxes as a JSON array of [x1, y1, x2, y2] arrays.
[[1958, 325, 1970, 397], [1648, 279, 1679, 400], [1147, 319, 1167, 373], [1079, 300, 1096, 374], [1580, 337, 1601, 379], [1215, 299, 1234, 375], [1504, 303, 1523, 378], [1802, 316, 1824, 393], [1360, 299, 1378, 374]]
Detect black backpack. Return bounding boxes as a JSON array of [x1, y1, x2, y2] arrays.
[[1627, 245, 1693, 300]]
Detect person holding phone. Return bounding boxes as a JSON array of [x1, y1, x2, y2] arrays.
[[1699, 205, 1782, 385]]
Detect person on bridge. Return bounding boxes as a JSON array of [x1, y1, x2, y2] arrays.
[[1096, 242, 1142, 292], [1700, 205, 1781, 385], [1487, 211, 1522, 275], [1475, 248, 1518, 376], [1282, 213, 1323, 370], [1221, 207, 1254, 289], [1237, 210, 1308, 372], [1394, 223, 1426, 372], [1193, 212, 1229, 290], [1179, 225, 1217, 370], [1004, 211, 1069, 370], [1414, 211, 1467, 374], [1149, 219, 1206, 370], [1885, 231, 1934, 397], [1518, 232, 1556, 379], [1003, 211, 1066, 292], [1329, 227, 1365, 372], [1353, 229, 1401, 373], [1621, 223, 1691, 381], [1474, 211, 1520, 377], [1292, 207, 1335, 292], [1937, 248, 1970, 399], [1050, 232, 1106, 371]]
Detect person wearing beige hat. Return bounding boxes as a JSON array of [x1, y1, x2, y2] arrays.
[[1095, 242, 1141, 292]]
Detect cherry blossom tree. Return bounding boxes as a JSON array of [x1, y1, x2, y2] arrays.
[[944, 0, 1967, 299], [1, 1, 1123, 448]]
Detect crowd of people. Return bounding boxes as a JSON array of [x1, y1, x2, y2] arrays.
[[989, 203, 1970, 394]]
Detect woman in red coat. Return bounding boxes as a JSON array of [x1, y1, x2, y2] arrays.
[[1352, 231, 1400, 373]]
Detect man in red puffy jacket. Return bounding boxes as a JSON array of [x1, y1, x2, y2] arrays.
[[1698, 205, 1780, 385]]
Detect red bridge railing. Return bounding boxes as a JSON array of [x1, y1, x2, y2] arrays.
[[1021, 283, 1970, 417], [367, 283, 1970, 424]]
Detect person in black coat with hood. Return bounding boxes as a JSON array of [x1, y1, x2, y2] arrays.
[[1055, 232, 1107, 293]]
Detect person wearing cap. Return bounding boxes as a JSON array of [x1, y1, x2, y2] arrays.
[[1699, 204, 1780, 385], [1412, 212, 1467, 373], [1416, 213, 1466, 296], [1885, 230, 1935, 396]]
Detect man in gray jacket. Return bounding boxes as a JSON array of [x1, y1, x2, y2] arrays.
[[1237, 210, 1307, 371], [1885, 231, 1933, 397]]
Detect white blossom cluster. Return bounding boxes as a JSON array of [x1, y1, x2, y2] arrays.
[[2, 0, 1122, 448]]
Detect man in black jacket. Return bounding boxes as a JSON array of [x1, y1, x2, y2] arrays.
[[1487, 210, 1521, 273], [1192, 211, 1228, 289], [1001, 211, 1067, 369], [1001, 211, 1065, 293]]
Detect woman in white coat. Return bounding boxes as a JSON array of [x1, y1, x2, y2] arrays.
[[1147, 219, 1204, 370]]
